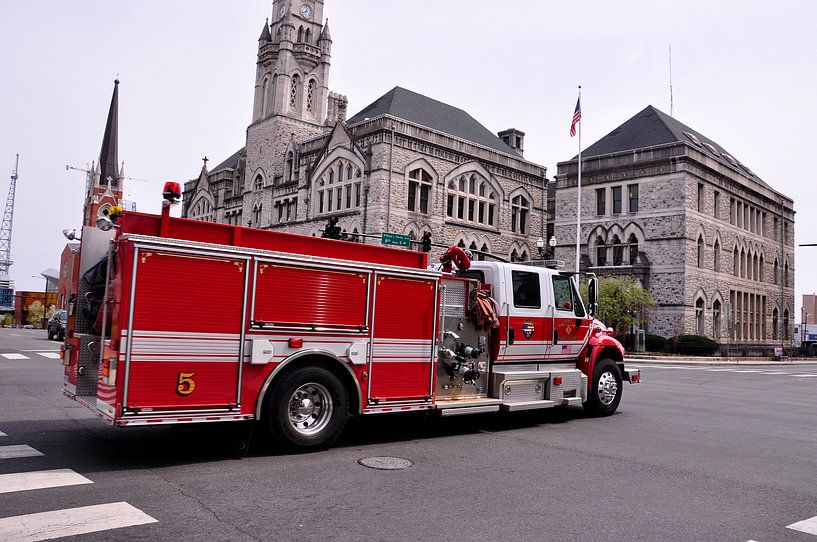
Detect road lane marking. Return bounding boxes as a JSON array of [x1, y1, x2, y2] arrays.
[[0, 469, 92, 494], [0, 501, 157, 541], [0, 354, 28, 360], [787, 515, 817, 535], [0, 431, 6, 437], [21, 350, 60, 352], [791, 374, 817, 378], [36, 353, 61, 359], [0, 445, 44, 460]]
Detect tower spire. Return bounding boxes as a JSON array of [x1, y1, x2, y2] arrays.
[[98, 79, 119, 188]]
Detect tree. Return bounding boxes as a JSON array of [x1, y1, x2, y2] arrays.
[[27, 300, 45, 325], [597, 276, 657, 333]]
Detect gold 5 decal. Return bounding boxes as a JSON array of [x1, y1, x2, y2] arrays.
[[176, 371, 196, 396]]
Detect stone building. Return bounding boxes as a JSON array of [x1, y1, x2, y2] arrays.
[[182, 0, 548, 261], [554, 105, 795, 352]]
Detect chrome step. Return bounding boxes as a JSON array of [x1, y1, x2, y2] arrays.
[[436, 398, 501, 417], [500, 399, 556, 412]]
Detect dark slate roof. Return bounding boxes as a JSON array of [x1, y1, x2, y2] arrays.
[[211, 148, 244, 174], [578, 105, 767, 187], [347, 86, 518, 156]]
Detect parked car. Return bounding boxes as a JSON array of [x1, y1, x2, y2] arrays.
[[47, 310, 67, 341]]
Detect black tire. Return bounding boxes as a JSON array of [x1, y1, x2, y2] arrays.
[[47, 329, 55, 340], [57, 329, 65, 342], [266, 365, 348, 452], [583, 358, 623, 417]]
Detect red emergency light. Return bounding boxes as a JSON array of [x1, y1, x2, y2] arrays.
[[554, 376, 563, 386], [163, 182, 181, 205]]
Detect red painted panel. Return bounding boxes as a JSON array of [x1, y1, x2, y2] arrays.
[[132, 252, 245, 335], [373, 277, 436, 338], [254, 265, 367, 327], [369, 362, 432, 400], [126, 362, 239, 409]]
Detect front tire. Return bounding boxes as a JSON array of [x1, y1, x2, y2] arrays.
[[266, 365, 348, 452], [583, 359, 622, 416]]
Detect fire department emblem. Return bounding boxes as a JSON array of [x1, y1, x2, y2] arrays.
[[564, 324, 574, 335], [521, 320, 535, 338]]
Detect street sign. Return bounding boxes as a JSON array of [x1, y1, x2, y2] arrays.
[[381, 232, 411, 248]]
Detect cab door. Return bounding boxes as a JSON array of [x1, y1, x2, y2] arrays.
[[546, 274, 591, 360], [497, 268, 552, 365]]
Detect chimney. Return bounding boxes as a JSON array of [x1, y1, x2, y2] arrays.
[[498, 128, 525, 156]]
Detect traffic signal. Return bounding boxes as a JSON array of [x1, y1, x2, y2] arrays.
[[421, 231, 432, 252]]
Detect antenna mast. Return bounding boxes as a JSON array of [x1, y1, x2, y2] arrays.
[[669, 43, 674, 117], [0, 154, 19, 277]]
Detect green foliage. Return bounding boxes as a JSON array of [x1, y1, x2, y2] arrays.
[[1, 313, 13, 327], [27, 301, 44, 325], [645, 334, 667, 352], [597, 276, 657, 333], [673, 334, 718, 356]]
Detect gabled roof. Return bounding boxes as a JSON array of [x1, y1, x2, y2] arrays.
[[347, 86, 518, 156], [578, 105, 767, 187], [211, 148, 244, 174]]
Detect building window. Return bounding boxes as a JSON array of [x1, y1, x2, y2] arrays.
[[612, 186, 622, 214], [730, 198, 736, 225], [695, 298, 705, 335], [596, 188, 605, 215], [784, 261, 789, 287], [697, 183, 704, 212], [446, 173, 497, 228], [740, 249, 746, 278], [759, 254, 765, 281], [784, 222, 789, 245], [628, 234, 639, 264], [714, 240, 721, 272], [628, 184, 639, 213], [733, 248, 739, 277], [612, 235, 623, 265], [254, 175, 263, 191], [355, 182, 361, 207], [289, 74, 300, 109], [753, 254, 759, 282], [713, 300, 722, 338], [714, 191, 720, 219], [596, 237, 607, 266], [774, 259, 779, 285], [407, 168, 432, 214], [784, 309, 790, 340], [306, 79, 315, 112], [772, 308, 779, 341], [277, 203, 284, 223], [253, 205, 261, 227], [697, 235, 704, 268], [286, 152, 294, 182], [511, 195, 530, 234]]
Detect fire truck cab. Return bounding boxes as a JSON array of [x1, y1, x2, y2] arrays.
[[61, 192, 638, 451]]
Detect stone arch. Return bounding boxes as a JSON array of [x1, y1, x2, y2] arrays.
[[694, 289, 708, 336], [443, 161, 505, 202], [711, 291, 724, 339], [249, 168, 266, 192]]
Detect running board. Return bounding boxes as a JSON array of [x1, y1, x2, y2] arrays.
[[436, 398, 502, 417], [501, 400, 556, 412]]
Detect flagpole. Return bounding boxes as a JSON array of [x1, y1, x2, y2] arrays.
[[574, 85, 582, 273]]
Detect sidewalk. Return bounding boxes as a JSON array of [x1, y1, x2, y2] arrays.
[[624, 353, 817, 366]]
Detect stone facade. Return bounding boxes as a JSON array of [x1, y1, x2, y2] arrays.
[[555, 106, 795, 352], [183, 0, 549, 262]]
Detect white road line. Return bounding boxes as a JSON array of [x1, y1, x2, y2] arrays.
[[761, 371, 788, 375], [787, 515, 817, 535], [0, 469, 92, 494], [0, 431, 6, 437], [0, 354, 28, 360], [0, 501, 157, 541], [707, 368, 735, 372], [791, 374, 817, 378], [0, 445, 44, 460], [36, 352, 61, 359], [21, 350, 60, 352]]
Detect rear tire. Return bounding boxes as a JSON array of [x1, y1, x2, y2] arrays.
[[583, 359, 622, 417], [48, 329, 55, 340], [266, 365, 348, 452]]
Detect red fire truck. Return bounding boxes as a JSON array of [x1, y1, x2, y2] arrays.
[[62, 185, 639, 451]]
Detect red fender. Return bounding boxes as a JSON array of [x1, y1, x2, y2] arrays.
[[582, 321, 625, 382], [439, 245, 471, 272]]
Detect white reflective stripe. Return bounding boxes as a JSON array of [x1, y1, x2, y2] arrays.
[[0, 501, 157, 541], [1, 354, 28, 360], [126, 330, 240, 339], [0, 445, 44, 459], [0, 469, 92, 494], [37, 353, 61, 359], [371, 359, 431, 364], [372, 338, 432, 345], [787, 515, 817, 535]]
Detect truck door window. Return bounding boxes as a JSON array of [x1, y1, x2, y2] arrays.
[[512, 271, 541, 308], [552, 276, 587, 317]]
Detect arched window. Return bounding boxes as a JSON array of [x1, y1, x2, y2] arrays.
[[338, 162, 344, 182], [306, 79, 315, 113], [713, 299, 722, 338], [286, 152, 294, 183], [628, 234, 639, 264], [733, 247, 739, 277], [740, 249, 745, 278], [328, 170, 334, 184], [479, 243, 489, 261], [774, 259, 779, 285], [261, 75, 270, 116], [784, 261, 790, 287], [772, 308, 779, 340], [317, 180, 325, 213], [612, 235, 623, 265], [446, 172, 496, 227], [511, 195, 530, 234], [347, 164, 353, 180], [713, 240, 721, 272], [697, 235, 704, 268], [784, 309, 790, 340], [289, 74, 300, 109], [759, 254, 765, 281], [253, 205, 262, 227], [520, 250, 529, 262], [596, 237, 607, 266], [297, 26, 304, 42], [254, 174, 263, 191], [510, 249, 519, 262], [695, 298, 705, 335], [305, 28, 311, 43], [753, 254, 759, 282], [408, 168, 432, 214]]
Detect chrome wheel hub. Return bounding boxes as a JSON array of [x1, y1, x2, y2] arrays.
[[597, 371, 618, 406], [288, 383, 333, 435]]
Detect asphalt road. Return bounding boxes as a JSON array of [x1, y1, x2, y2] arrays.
[[1, 327, 816, 541]]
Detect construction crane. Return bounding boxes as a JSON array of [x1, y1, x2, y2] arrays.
[[0, 155, 19, 310]]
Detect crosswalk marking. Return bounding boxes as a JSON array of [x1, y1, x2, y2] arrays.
[[0, 445, 44, 460], [0, 469, 93, 494], [1, 353, 28, 360], [0, 431, 6, 437], [787, 515, 817, 535], [0, 501, 157, 541], [35, 352, 61, 359]]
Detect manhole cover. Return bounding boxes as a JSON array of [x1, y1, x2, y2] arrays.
[[358, 456, 414, 470]]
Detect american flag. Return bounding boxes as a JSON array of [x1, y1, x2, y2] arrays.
[[570, 96, 581, 137]]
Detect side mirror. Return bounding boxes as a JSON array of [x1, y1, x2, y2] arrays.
[[588, 276, 599, 316]]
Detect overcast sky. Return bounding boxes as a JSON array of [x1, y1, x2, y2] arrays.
[[1, 1, 815, 316]]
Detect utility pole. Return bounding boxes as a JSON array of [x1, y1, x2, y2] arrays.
[[0, 154, 19, 279]]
